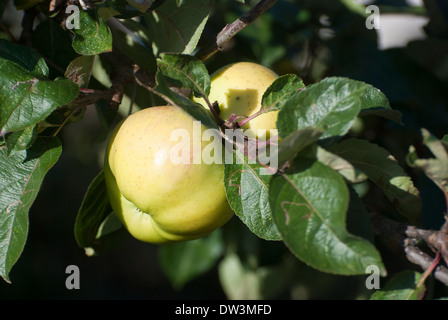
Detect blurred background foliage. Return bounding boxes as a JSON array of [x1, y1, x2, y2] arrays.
[[0, 0, 447, 299]]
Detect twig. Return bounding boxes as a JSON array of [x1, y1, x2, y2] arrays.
[[52, 50, 138, 136], [406, 217, 448, 266], [405, 248, 448, 286], [369, 211, 448, 287], [195, 0, 279, 61]]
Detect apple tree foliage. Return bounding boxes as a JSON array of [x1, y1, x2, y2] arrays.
[[1, 0, 448, 299]]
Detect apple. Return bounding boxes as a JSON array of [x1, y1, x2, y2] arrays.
[[104, 106, 234, 244], [195, 62, 279, 140]]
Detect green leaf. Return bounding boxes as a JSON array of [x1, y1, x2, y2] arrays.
[[4, 125, 37, 156], [269, 157, 385, 275], [71, 9, 112, 55], [261, 74, 305, 113], [108, 19, 157, 73], [65, 55, 95, 88], [0, 137, 62, 283], [346, 185, 374, 242], [356, 83, 401, 123], [154, 72, 217, 129], [329, 138, 422, 223], [277, 77, 391, 143], [316, 146, 367, 184], [359, 108, 402, 124], [224, 148, 281, 241], [99, 0, 165, 18], [32, 19, 78, 77], [277, 127, 324, 165], [218, 251, 296, 300], [0, 56, 79, 134], [74, 170, 125, 256], [144, 0, 210, 56], [0, 39, 48, 76], [370, 271, 425, 300], [159, 229, 224, 289], [407, 128, 448, 202], [157, 53, 211, 98]]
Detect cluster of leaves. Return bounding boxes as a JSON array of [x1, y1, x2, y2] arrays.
[[148, 52, 445, 299], [0, 0, 447, 300], [0, 0, 210, 283]]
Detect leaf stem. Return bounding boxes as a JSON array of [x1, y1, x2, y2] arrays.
[[415, 251, 441, 290], [237, 106, 272, 127]]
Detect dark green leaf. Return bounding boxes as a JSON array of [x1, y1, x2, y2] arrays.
[[157, 53, 211, 98], [316, 146, 367, 184], [32, 19, 78, 77], [224, 148, 281, 241], [0, 59, 79, 135], [346, 185, 374, 243], [218, 251, 296, 299], [359, 108, 402, 124], [154, 72, 217, 129], [407, 128, 448, 203], [0, 137, 62, 283], [370, 271, 425, 300], [0, 39, 48, 76], [277, 127, 323, 165], [71, 9, 112, 55], [261, 74, 305, 113], [74, 170, 125, 255], [108, 19, 157, 73], [269, 157, 385, 275], [4, 125, 37, 156], [277, 77, 391, 143], [159, 229, 224, 289], [144, 0, 210, 55], [65, 55, 95, 88], [329, 138, 422, 223], [0, 57, 79, 134]]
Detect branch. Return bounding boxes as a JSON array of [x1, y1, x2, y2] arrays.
[[195, 0, 279, 61], [405, 247, 448, 286], [406, 218, 448, 266], [369, 211, 448, 287]]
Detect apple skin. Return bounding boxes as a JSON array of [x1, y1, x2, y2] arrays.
[[195, 62, 278, 140], [104, 106, 234, 244]]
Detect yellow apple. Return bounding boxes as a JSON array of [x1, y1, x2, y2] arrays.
[[104, 106, 234, 244], [195, 62, 278, 140]]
